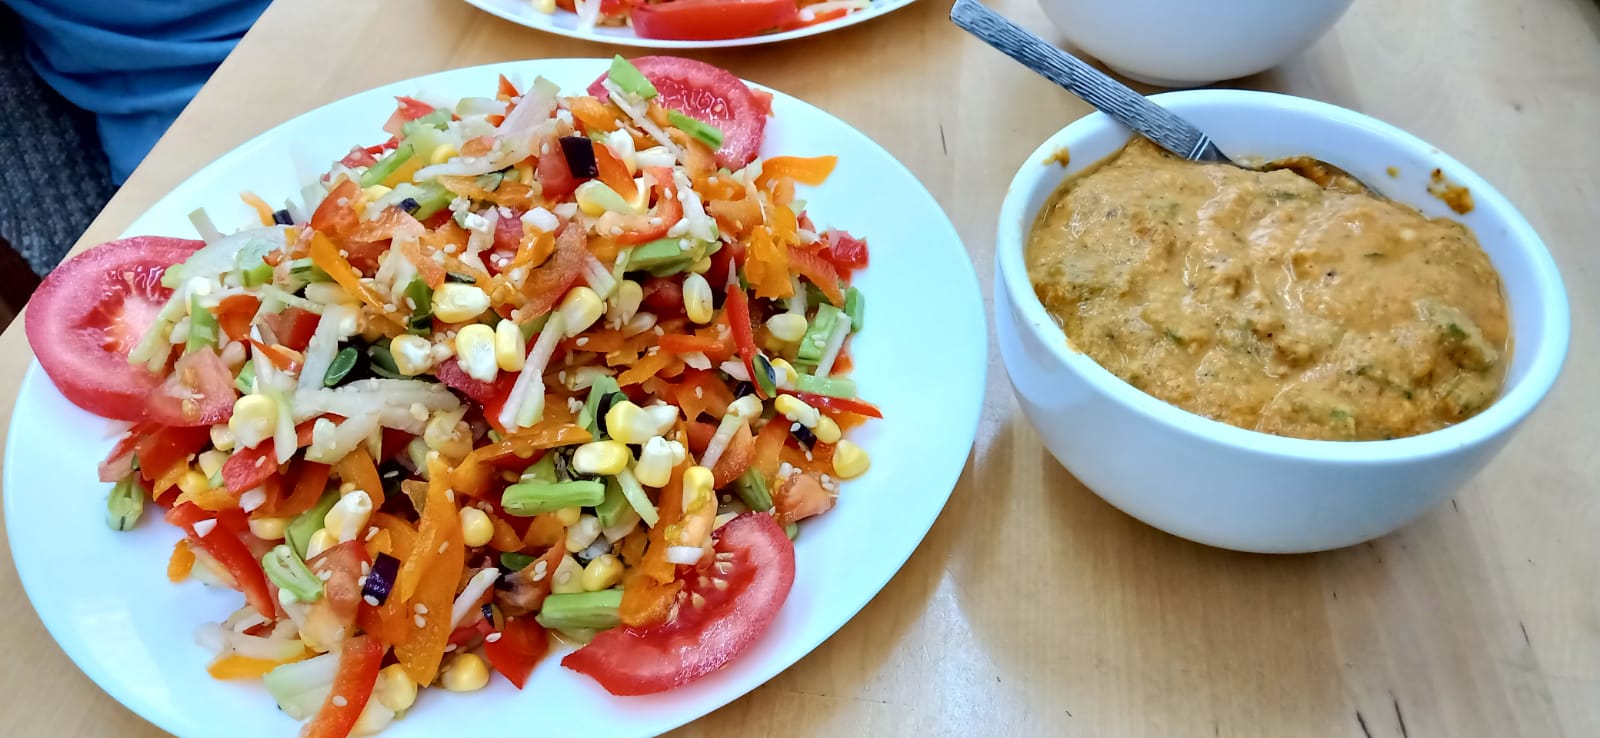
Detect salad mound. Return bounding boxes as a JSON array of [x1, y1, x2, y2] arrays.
[[28, 56, 876, 737]]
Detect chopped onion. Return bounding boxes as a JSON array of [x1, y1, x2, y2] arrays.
[[297, 305, 356, 393], [303, 412, 383, 464], [814, 313, 853, 377], [188, 208, 226, 246], [164, 226, 289, 289], [499, 312, 567, 430], [450, 569, 501, 630], [719, 360, 751, 382], [665, 546, 705, 565]]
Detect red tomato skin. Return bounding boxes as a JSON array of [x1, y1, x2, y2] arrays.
[[26, 236, 203, 421], [588, 57, 768, 170], [308, 541, 371, 625], [262, 307, 321, 352], [640, 278, 684, 315], [562, 513, 795, 695], [824, 230, 869, 269], [630, 0, 799, 41], [537, 149, 582, 200]]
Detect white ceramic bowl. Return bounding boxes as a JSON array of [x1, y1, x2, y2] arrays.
[[995, 90, 1570, 553], [1036, 0, 1353, 87]]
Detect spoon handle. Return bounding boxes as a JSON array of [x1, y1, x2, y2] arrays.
[[950, 0, 1230, 163]]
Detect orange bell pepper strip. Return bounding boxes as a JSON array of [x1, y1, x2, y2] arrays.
[[334, 447, 385, 510], [613, 168, 683, 246], [207, 652, 308, 680], [752, 418, 791, 480], [594, 143, 638, 203], [167, 540, 195, 583], [266, 462, 331, 518], [309, 232, 405, 332], [520, 513, 567, 550], [710, 423, 756, 489], [617, 350, 679, 386], [174, 484, 241, 512], [744, 227, 792, 300], [707, 198, 763, 238], [393, 456, 464, 686], [214, 294, 261, 342], [397, 237, 446, 289], [788, 245, 845, 306], [451, 423, 592, 497], [489, 513, 523, 552], [756, 155, 838, 189], [239, 191, 277, 227], [567, 96, 619, 134], [371, 513, 419, 556]]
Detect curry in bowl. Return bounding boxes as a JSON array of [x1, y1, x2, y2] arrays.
[[1026, 138, 1509, 442]]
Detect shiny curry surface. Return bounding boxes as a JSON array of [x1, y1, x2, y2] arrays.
[[1027, 138, 1509, 441]]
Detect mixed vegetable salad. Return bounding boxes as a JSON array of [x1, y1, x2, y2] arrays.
[[25, 56, 878, 737], [533, 0, 873, 41]]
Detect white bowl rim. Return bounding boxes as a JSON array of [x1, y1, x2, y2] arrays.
[[996, 88, 1571, 465]]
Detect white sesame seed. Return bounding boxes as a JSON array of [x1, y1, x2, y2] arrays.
[[364, 594, 380, 606], [485, 632, 503, 643], [576, 337, 589, 347], [445, 489, 455, 503], [691, 592, 707, 608], [358, 575, 368, 588], [414, 614, 427, 628], [438, 541, 449, 554], [715, 561, 733, 575], [317, 569, 333, 581], [790, 422, 801, 432], [805, 451, 814, 461], [332, 695, 348, 708], [415, 603, 429, 615], [444, 643, 457, 653], [361, 561, 371, 575]]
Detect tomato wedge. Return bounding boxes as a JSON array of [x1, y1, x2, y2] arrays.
[[521, 223, 587, 318], [25, 236, 203, 421], [143, 348, 238, 427], [589, 56, 768, 170], [563, 512, 795, 695], [262, 306, 321, 352], [630, 0, 799, 42]]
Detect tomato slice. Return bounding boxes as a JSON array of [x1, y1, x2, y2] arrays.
[[521, 223, 588, 318], [25, 236, 203, 421], [630, 0, 799, 42], [823, 229, 869, 270], [483, 616, 550, 689], [262, 306, 321, 352], [311, 179, 361, 239], [143, 348, 238, 427], [562, 512, 795, 695], [773, 470, 833, 524], [537, 148, 582, 201], [589, 57, 768, 170], [307, 541, 371, 626]]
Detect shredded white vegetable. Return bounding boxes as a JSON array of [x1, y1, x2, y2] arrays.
[[814, 313, 853, 377], [450, 569, 501, 630], [500, 312, 567, 430]]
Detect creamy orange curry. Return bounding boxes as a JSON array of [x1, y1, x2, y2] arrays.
[[1026, 138, 1510, 441]]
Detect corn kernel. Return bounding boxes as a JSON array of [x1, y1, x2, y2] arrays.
[[432, 283, 491, 324], [197, 450, 229, 479], [727, 395, 762, 421], [832, 439, 870, 479], [682, 272, 713, 324], [350, 700, 395, 736], [429, 144, 459, 165], [459, 507, 494, 548], [423, 415, 472, 462], [248, 516, 291, 541], [550, 553, 585, 594], [633, 436, 674, 488], [765, 313, 808, 343], [642, 404, 680, 435], [555, 506, 583, 526], [815, 415, 842, 445], [362, 185, 392, 202], [494, 320, 526, 371], [374, 664, 417, 713], [604, 400, 657, 445], [572, 440, 631, 476], [565, 514, 602, 552], [389, 334, 435, 376], [441, 652, 489, 692], [606, 280, 642, 325], [228, 394, 277, 449], [580, 554, 624, 592], [770, 358, 799, 389], [682, 466, 714, 514], [774, 394, 821, 428], [574, 180, 629, 216], [453, 323, 498, 383], [209, 424, 236, 452], [689, 256, 712, 274], [558, 286, 604, 334], [305, 528, 339, 559], [533, 0, 556, 14], [324, 490, 374, 543], [177, 470, 210, 498]]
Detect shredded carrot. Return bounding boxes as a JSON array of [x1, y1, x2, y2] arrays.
[[756, 155, 838, 189], [240, 191, 277, 227], [451, 423, 592, 497], [167, 540, 195, 583], [617, 350, 680, 386], [309, 232, 405, 333], [208, 652, 307, 680]]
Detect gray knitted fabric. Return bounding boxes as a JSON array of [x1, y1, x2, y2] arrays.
[[0, 6, 118, 276]]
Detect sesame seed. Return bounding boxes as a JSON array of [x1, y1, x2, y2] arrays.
[[444, 644, 457, 653], [576, 337, 589, 347], [715, 561, 733, 575], [691, 592, 707, 608], [485, 632, 503, 643], [332, 696, 348, 708], [694, 387, 704, 398], [415, 603, 429, 615], [361, 561, 371, 575], [414, 614, 427, 628], [715, 552, 735, 561], [364, 595, 380, 606], [713, 578, 729, 590], [805, 451, 814, 461], [439, 541, 449, 554], [445, 489, 455, 503], [358, 576, 368, 587], [316, 569, 333, 581], [790, 422, 801, 432], [365, 527, 380, 541]]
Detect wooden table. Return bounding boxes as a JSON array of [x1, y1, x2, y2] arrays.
[[2, 0, 1596, 735]]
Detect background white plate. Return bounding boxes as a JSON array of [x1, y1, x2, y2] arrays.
[[462, 0, 918, 48], [4, 59, 984, 737]]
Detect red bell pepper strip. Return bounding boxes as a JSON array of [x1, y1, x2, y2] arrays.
[[302, 635, 384, 738], [724, 283, 765, 398], [483, 616, 550, 689], [166, 502, 277, 618], [781, 389, 883, 419]]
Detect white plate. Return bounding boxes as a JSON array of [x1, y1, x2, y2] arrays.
[[4, 59, 984, 737], [462, 0, 917, 48]]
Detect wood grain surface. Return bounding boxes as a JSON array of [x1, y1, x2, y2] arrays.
[[1, 0, 1595, 735]]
